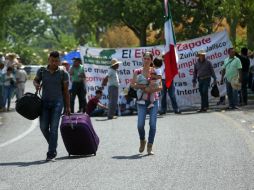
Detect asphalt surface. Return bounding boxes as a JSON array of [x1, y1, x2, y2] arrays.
[[1, 81, 254, 190]]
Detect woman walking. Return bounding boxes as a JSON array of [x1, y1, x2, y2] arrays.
[[131, 52, 162, 155]]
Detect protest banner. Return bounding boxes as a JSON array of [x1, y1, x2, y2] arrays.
[[80, 30, 232, 108]]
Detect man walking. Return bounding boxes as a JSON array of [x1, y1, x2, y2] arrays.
[[193, 50, 217, 112], [220, 48, 242, 109], [33, 51, 70, 161], [236, 47, 250, 105], [69, 57, 86, 113], [102, 58, 121, 120], [159, 56, 181, 115]]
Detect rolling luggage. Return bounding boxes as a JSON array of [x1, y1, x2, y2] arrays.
[[60, 113, 99, 156], [15, 92, 42, 120]]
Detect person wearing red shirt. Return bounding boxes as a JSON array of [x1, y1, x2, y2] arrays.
[[85, 89, 108, 116]]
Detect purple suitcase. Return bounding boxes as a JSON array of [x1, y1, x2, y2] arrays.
[[60, 113, 99, 156]]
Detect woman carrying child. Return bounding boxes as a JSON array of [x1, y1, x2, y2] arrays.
[[130, 52, 162, 155]]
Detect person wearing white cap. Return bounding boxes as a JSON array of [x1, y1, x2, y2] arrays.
[[193, 50, 217, 112], [16, 63, 27, 99], [102, 58, 121, 119]]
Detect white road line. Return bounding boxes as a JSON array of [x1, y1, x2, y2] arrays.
[[0, 119, 38, 148]]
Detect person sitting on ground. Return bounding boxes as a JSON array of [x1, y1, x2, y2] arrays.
[[119, 87, 136, 116], [85, 89, 108, 116]]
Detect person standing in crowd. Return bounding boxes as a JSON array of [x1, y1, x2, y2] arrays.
[[85, 89, 108, 116], [0, 62, 5, 111], [3, 67, 15, 111], [192, 50, 217, 112], [236, 47, 250, 105], [249, 51, 254, 90], [5, 53, 18, 69], [61, 60, 72, 113], [33, 51, 70, 161], [131, 52, 162, 155], [69, 57, 86, 113], [220, 48, 242, 110], [159, 56, 181, 115], [102, 58, 121, 120], [15, 63, 27, 100]]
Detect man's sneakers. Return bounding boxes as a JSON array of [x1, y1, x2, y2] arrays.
[[197, 108, 207, 113], [46, 152, 57, 162], [159, 111, 166, 115]]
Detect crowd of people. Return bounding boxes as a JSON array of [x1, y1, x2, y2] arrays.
[[3, 46, 254, 160], [0, 52, 28, 112]]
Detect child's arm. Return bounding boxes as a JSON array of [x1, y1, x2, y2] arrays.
[[151, 73, 162, 80]]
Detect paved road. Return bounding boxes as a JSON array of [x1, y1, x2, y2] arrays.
[[1, 82, 254, 190]]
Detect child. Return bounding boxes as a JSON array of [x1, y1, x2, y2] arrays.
[[85, 89, 108, 116], [136, 74, 149, 102], [147, 58, 162, 109]]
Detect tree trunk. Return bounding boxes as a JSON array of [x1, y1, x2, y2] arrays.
[[139, 27, 147, 47], [247, 18, 254, 50], [227, 16, 238, 46]]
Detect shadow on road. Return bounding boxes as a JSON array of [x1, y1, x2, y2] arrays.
[[0, 160, 47, 167], [112, 154, 150, 160], [57, 154, 95, 160]]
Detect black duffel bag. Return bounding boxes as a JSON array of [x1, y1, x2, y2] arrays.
[[211, 84, 220, 97], [127, 87, 137, 99], [15, 92, 42, 120]]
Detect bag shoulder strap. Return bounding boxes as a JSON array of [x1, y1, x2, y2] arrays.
[[224, 58, 235, 69]]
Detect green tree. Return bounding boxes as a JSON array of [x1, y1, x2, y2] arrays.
[[5, 3, 50, 44], [0, 0, 17, 41], [170, 0, 223, 41], [240, 0, 254, 49], [46, 0, 79, 43], [77, 0, 164, 46]]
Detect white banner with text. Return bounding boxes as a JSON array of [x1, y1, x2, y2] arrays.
[[81, 30, 232, 108]]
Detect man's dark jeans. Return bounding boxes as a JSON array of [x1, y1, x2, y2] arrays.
[[40, 99, 63, 155], [226, 80, 238, 108], [160, 79, 179, 113], [239, 72, 249, 105], [71, 81, 86, 113], [198, 78, 211, 109]]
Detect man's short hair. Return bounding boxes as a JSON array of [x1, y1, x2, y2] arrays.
[[95, 89, 103, 94], [7, 66, 13, 72], [241, 47, 248, 56], [228, 47, 234, 51], [49, 51, 60, 58]]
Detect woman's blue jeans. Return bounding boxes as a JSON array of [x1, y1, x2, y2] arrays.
[[137, 100, 158, 144], [40, 99, 63, 155], [3, 85, 14, 109]]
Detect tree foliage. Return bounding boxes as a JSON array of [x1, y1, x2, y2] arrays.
[[77, 0, 164, 46], [1, 0, 254, 65]]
